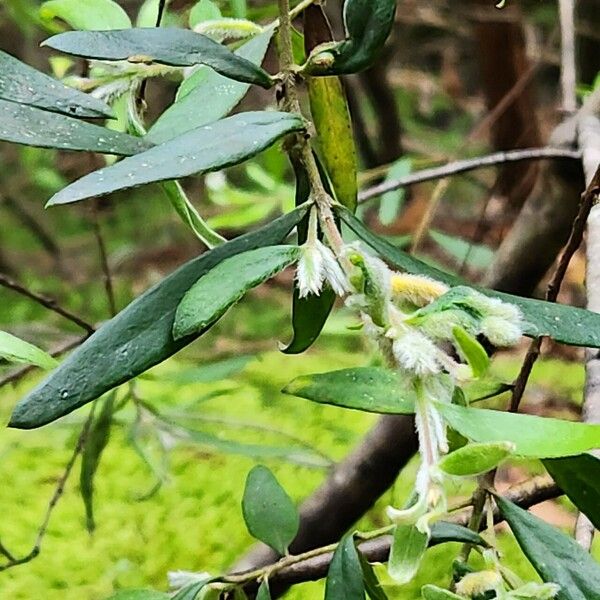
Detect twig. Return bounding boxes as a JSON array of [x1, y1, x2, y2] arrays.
[[229, 476, 560, 593], [359, 147, 580, 203], [0, 273, 95, 335], [558, 0, 577, 113], [0, 410, 95, 572], [510, 162, 600, 413], [91, 211, 117, 317]]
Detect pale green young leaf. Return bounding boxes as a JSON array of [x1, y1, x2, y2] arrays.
[[242, 465, 299, 555], [40, 0, 131, 30], [189, 0, 221, 28], [379, 158, 411, 225], [0, 330, 57, 369], [438, 441, 515, 477], [452, 326, 489, 378], [421, 585, 464, 599], [256, 580, 271, 600], [173, 245, 300, 339], [388, 524, 429, 585]]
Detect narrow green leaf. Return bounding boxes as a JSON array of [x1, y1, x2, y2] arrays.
[[421, 585, 463, 600], [148, 30, 273, 144], [0, 330, 57, 369], [325, 534, 365, 600], [256, 580, 271, 600], [281, 155, 335, 354], [436, 403, 600, 458], [438, 441, 515, 477], [43, 28, 273, 88], [429, 521, 487, 547], [388, 524, 429, 585], [81, 393, 116, 532], [452, 326, 489, 378], [40, 0, 131, 30], [283, 367, 416, 414], [0, 50, 112, 118], [0, 99, 151, 154], [358, 552, 389, 600], [242, 465, 299, 555], [496, 495, 600, 599], [429, 230, 494, 270], [9, 207, 308, 430], [338, 207, 600, 349], [172, 580, 209, 600], [173, 245, 300, 339], [161, 181, 225, 247], [47, 111, 304, 206], [544, 454, 600, 530]]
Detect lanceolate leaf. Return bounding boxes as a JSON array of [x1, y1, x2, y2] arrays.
[[283, 367, 416, 414], [242, 465, 299, 555], [40, 0, 132, 30], [436, 403, 600, 459], [496, 495, 600, 600], [0, 330, 58, 370], [438, 441, 515, 477], [9, 207, 308, 429], [283, 367, 507, 414], [281, 156, 335, 354], [172, 580, 210, 600], [80, 392, 115, 532], [0, 99, 150, 154], [47, 111, 304, 206], [256, 580, 271, 600], [304, 5, 357, 212], [358, 552, 389, 600], [0, 49, 112, 118], [338, 208, 600, 349], [43, 28, 274, 88], [544, 454, 600, 530], [421, 586, 463, 600], [325, 534, 365, 600], [388, 524, 429, 585], [148, 29, 273, 144], [429, 521, 487, 547], [173, 245, 300, 339]]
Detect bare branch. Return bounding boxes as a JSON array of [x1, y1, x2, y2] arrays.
[[559, 0, 577, 113], [0, 272, 95, 335]]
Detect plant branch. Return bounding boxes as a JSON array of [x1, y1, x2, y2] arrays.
[[0, 409, 95, 572], [0, 272, 95, 335], [229, 476, 560, 593], [559, 0, 577, 113], [358, 147, 581, 203], [92, 210, 117, 318]]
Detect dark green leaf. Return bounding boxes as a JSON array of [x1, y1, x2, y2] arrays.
[[0, 49, 112, 118], [81, 393, 116, 532], [358, 552, 389, 600], [496, 495, 600, 600], [40, 0, 132, 30], [283, 367, 416, 414], [281, 154, 335, 354], [339, 208, 600, 348], [242, 465, 299, 555], [429, 521, 487, 547], [105, 591, 170, 600], [9, 207, 307, 429], [438, 441, 514, 477], [256, 580, 271, 600], [325, 534, 365, 600], [174, 245, 299, 339], [388, 524, 429, 584], [544, 454, 600, 530], [47, 111, 304, 206], [0, 330, 57, 369], [436, 403, 600, 458], [148, 30, 273, 144], [0, 99, 150, 154], [43, 28, 273, 88]]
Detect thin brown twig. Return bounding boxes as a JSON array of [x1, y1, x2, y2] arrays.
[[0, 409, 96, 572], [0, 273, 95, 334], [510, 164, 600, 413], [91, 211, 117, 317]]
